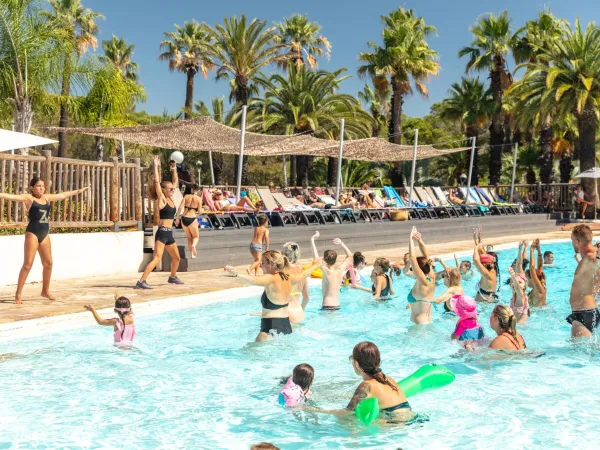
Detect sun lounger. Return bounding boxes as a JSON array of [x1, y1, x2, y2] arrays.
[[488, 188, 522, 214], [460, 188, 490, 215], [257, 189, 298, 227], [272, 193, 320, 225], [414, 186, 455, 218], [432, 186, 479, 217], [475, 187, 508, 215], [423, 187, 461, 218]]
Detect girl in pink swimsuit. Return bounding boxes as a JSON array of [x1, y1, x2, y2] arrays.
[[84, 295, 136, 347], [279, 363, 314, 407], [508, 267, 529, 324]]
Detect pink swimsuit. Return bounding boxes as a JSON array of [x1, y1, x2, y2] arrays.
[[279, 376, 309, 407], [511, 293, 529, 317], [114, 315, 136, 346]]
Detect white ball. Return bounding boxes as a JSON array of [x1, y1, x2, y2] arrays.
[[170, 151, 184, 164]]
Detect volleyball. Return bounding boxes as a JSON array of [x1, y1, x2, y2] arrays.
[[170, 151, 184, 164]]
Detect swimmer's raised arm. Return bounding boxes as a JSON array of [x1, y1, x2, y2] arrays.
[[454, 254, 460, 269], [533, 239, 543, 271], [409, 228, 429, 284], [334, 238, 353, 271], [170, 161, 178, 188], [529, 244, 544, 292], [310, 231, 320, 261], [84, 305, 115, 326], [508, 267, 525, 308], [415, 234, 429, 259], [473, 245, 491, 277]]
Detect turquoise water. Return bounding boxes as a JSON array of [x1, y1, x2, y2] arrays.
[[1, 241, 600, 449]]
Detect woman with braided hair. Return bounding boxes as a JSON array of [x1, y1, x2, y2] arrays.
[[489, 305, 527, 351]]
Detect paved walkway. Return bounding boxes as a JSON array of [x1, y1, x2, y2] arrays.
[[0, 229, 577, 324]]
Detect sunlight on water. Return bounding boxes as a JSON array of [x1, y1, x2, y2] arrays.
[[1, 242, 600, 448]]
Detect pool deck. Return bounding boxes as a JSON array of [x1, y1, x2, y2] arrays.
[[0, 229, 583, 325]]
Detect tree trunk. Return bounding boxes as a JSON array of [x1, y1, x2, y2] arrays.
[[526, 168, 536, 184], [327, 157, 338, 186], [488, 61, 506, 185], [95, 136, 104, 161], [58, 54, 71, 158], [296, 155, 308, 187], [577, 104, 597, 196], [390, 77, 404, 187], [213, 153, 224, 185], [539, 121, 554, 184], [466, 126, 479, 185], [559, 153, 573, 183], [184, 69, 195, 120]]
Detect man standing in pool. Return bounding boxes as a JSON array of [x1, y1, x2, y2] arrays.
[[310, 231, 353, 310], [567, 224, 600, 337]]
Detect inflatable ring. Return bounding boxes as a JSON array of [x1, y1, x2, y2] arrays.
[[303, 264, 322, 278], [354, 364, 455, 426]]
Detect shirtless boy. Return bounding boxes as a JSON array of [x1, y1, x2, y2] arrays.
[[311, 231, 353, 310], [567, 224, 600, 337]]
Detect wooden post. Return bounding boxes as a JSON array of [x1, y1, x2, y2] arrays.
[[134, 158, 142, 227], [111, 157, 119, 227]]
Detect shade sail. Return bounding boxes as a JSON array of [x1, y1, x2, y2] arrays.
[[47, 116, 469, 162], [0, 129, 57, 152]]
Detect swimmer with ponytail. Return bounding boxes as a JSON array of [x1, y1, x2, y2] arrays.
[[84, 295, 136, 347], [489, 305, 526, 351]]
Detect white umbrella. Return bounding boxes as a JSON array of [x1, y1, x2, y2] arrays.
[[0, 128, 57, 152], [574, 167, 600, 219]]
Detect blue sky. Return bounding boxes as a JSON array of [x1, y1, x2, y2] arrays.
[[84, 0, 599, 118]]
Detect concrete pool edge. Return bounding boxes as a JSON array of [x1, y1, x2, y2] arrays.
[[0, 238, 572, 342]]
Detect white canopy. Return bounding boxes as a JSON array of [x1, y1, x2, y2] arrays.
[[0, 129, 57, 152], [574, 167, 600, 179]]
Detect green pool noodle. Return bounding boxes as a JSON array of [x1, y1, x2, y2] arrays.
[[354, 364, 455, 425], [398, 364, 455, 398], [355, 397, 380, 426]]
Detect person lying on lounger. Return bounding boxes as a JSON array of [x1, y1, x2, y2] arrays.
[[213, 190, 259, 212]]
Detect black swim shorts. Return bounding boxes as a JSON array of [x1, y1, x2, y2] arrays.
[[566, 308, 600, 334]]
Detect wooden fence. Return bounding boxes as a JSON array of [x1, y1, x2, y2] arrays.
[[0, 151, 142, 229]]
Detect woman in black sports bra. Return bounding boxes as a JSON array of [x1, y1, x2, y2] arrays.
[[225, 250, 319, 342], [0, 177, 88, 304], [136, 156, 183, 289], [175, 184, 203, 259]]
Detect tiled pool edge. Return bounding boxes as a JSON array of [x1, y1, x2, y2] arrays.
[[0, 238, 572, 342]]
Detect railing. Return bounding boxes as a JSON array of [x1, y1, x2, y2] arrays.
[[0, 151, 142, 229]]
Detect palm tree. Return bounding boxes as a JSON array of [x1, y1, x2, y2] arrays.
[[250, 66, 374, 186], [0, 0, 64, 140], [358, 7, 440, 186], [159, 21, 214, 120], [459, 11, 518, 185], [509, 11, 568, 183], [102, 35, 138, 81], [437, 77, 493, 185], [194, 96, 239, 184], [358, 81, 391, 137], [529, 19, 600, 197], [208, 14, 285, 184], [42, 0, 103, 157], [274, 13, 331, 70]]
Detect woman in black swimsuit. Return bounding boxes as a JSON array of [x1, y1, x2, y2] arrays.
[[175, 183, 202, 259], [0, 177, 88, 304], [136, 156, 183, 289], [225, 250, 318, 342]]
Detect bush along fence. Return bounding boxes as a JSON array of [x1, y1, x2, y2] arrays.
[[0, 151, 142, 231]]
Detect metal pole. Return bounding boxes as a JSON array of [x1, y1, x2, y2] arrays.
[[197, 167, 202, 185], [466, 136, 476, 195], [120, 140, 125, 163], [208, 151, 215, 185], [408, 129, 419, 205], [334, 119, 345, 206], [235, 105, 247, 202], [282, 155, 288, 188], [510, 143, 518, 203]]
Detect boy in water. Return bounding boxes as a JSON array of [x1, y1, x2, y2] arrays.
[[568, 224, 600, 337], [311, 231, 353, 310]]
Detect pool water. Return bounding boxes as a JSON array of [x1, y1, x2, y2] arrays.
[[1, 241, 600, 449]]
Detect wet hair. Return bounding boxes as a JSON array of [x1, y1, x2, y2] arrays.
[[460, 260, 472, 270], [29, 177, 43, 188], [292, 363, 314, 391], [281, 242, 300, 264], [416, 256, 432, 275], [374, 257, 390, 274], [446, 267, 461, 286], [493, 305, 519, 345], [352, 342, 398, 392], [113, 295, 131, 339], [543, 251, 553, 259], [262, 250, 290, 279], [353, 252, 366, 267], [324, 249, 338, 266], [572, 224, 593, 244], [251, 444, 280, 450], [257, 214, 268, 226]]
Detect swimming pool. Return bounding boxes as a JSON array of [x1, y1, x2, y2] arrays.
[[1, 241, 599, 449]]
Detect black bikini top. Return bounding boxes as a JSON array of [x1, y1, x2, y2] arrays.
[[261, 291, 288, 310], [159, 201, 176, 219]]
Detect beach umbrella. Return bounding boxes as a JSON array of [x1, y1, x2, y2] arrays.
[[0, 129, 57, 152], [574, 167, 600, 219]]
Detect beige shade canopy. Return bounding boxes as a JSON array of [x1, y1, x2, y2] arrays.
[[49, 116, 469, 162]]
